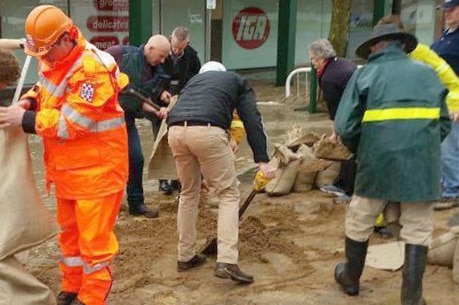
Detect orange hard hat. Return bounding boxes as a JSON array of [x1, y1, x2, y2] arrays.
[[24, 5, 73, 57]]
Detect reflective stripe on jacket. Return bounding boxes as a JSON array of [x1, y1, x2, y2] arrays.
[[22, 30, 129, 199]]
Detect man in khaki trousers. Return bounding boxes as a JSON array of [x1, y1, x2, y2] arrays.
[[167, 61, 275, 284]]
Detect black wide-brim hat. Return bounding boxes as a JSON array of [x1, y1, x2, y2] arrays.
[[355, 23, 418, 59]]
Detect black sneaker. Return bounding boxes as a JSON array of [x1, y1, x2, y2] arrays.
[[170, 180, 182, 192], [56, 291, 77, 305], [159, 180, 173, 195], [128, 204, 159, 218], [177, 254, 207, 272], [319, 184, 345, 196], [374, 226, 393, 239], [214, 263, 254, 284], [433, 197, 459, 211]]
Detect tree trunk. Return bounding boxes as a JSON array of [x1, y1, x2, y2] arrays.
[[328, 0, 352, 57]]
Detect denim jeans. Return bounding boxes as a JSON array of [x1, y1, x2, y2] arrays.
[[125, 115, 144, 206], [441, 122, 459, 198]]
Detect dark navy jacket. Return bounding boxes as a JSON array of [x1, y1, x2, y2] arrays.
[[431, 28, 459, 75], [319, 57, 357, 120]]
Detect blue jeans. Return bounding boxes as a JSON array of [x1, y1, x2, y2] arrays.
[[125, 115, 144, 206], [441, 122, 459, 198]]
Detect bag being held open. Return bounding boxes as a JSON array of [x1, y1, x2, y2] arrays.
[[0, 126, 57, 260]]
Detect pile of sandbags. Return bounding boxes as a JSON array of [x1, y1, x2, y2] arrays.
[[265, 131, 349, 196], [428, 226, 459, 284]]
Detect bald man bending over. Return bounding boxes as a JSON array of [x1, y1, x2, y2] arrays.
[[106, 35, 171, 218]]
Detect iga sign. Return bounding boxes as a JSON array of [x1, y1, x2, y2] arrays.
[[232, 7, 270, 50]]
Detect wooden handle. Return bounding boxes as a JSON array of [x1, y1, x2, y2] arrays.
[[127, 88, 161, 111]]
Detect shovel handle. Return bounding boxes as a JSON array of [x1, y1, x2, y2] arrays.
[[238, 189, 258, 218], [12, 55, 32, 105], [127, 88, 161, 111]]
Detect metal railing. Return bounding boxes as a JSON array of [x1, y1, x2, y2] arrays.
[[285, 67, 312, 98], [285, 65, 363, 104]]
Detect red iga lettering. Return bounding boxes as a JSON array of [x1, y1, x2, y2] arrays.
[[89, 36, 120, 50], [232, 7, 270, 50], [87, 16, 129, 32], [122, 36, 129, 45], [93, 0, 129, 11]]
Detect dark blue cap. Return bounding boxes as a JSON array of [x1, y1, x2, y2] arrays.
[[438, 0, 459, 9]]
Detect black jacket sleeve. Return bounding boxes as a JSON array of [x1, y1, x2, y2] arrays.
[[235, 77, 270, 163]]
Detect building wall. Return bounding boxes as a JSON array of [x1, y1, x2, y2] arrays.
[[0, 0, 442, 85]]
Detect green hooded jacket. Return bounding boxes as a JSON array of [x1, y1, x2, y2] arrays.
[[335, 44, 451, 202]]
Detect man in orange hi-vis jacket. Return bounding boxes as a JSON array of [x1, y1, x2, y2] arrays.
[[0, 5, 129, 305]]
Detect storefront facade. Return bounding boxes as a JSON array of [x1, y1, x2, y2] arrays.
[[0, 0, 440, 85]]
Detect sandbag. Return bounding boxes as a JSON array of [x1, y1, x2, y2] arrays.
[[313, 135, 352, 161], [266, 144, 301, 196], [148, 97, 178, 180], [0, 126, 57, 261], [293, 144, 318, 193], [314, 161, 340, 187], [286, 131, 321, 148], [428, 226, 459, 267]]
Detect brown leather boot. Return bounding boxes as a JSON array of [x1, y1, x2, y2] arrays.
[[214, 263, 254, 284], [177, 254, 207, 272]]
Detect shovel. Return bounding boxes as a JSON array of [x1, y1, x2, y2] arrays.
[[200, 171, 270, 256], [126, 88, 162, 111]]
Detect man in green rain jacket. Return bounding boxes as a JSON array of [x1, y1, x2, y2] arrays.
[[333, 24, 450, 305]]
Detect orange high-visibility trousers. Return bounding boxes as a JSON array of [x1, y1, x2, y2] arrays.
[[56, 190, 123, 305]]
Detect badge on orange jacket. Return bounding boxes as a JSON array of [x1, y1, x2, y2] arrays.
[[80, 83, 95, 103]]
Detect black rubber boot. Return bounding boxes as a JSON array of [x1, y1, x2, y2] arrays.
[[334, 237, 368, 296], [401, 244, 428, 305]]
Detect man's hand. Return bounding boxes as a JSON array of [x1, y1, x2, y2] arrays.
[[451, 112, 459, 122], [0, 105, 26, 128], [157, 107, 168, 120], [328, 132, 338, 143], [160, 91, 172, 104], [258, 162, 276, 180], [17, 99, 32, 110]]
